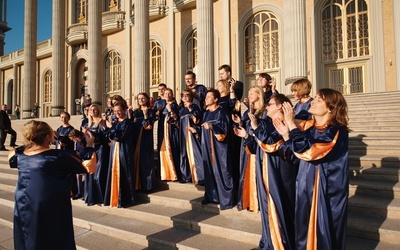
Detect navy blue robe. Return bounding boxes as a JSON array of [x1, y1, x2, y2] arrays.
[[132, 108, 156, 191], [104, 118, 135, 207], [10, 148, 91, 250], [285, 124, 349, 250], [201, 106, 234, 210], [294, 98, 313, 120], [84, 123, 110, 205], [179, 104, 203, 183], [55, 125, 74, 150], [159, 101, 181, 181], [253, 119, 297, 250]]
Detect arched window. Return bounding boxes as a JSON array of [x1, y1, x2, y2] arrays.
[[150, 40, 162, 86], [44, 70, 52, 103], [244, 11, 279, 73], [322, 0, 369, 93], [104, 50, 122, 94], [185, 29, 197, 73]]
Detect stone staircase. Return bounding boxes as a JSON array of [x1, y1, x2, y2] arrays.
[[1, 92, 400, 249]]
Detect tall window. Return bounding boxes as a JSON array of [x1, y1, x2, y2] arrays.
[[44, 70, 52, 103], [104, 51, 122, 93], [244, 11, 280, 73], [77, 0, 88, 23], [150, 40, 162, 86], [322, 0, 369, 93], [186, 29, 197, 72]]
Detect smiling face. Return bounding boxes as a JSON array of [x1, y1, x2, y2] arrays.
[[113, 105, 126, 120], [60, 113, 70, 125], [137, 94, 148, 107], [164, 89, 174, 102], [185, 74, 196, 88], [248, 89, 260, 104], [309, 94, 330, 117], [205, 92, 218, 107], [257, 76, 268, 88], [89, 105, 100, 118], [266, 97, 281, 118]]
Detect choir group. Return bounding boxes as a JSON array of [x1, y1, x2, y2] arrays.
[[12, 65, 349, 249]]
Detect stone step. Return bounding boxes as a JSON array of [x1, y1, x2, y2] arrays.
[[350, 130, 400, 137], [0, 203, 142, 250], [349, 121, 400, 128], [349, 155, 400, 168], [349, 145, 400, 156], [349, 179, 400, 199], [349, 136, 400, 146], [348, 193, 400, 220], [349, 166, 400, 182], [349, 116, 400, 122], [0, 191, 258, 249], [347, 211, 400, 244]]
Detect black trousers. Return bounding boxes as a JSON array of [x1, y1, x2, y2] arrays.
[[0, 128, 17, 149]]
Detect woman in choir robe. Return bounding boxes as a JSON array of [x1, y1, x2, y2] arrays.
[[104, 101, 136, 207], [233, 86, 266, 212], [54, 111, 83, 199], [81, 104, 110, 205], [159, 88, 181, 181], [54, 111, 74, 150], [10, 120, 95, 250], [131, 92, 156, 192], [216, 79, 241, 200], [291, 78, 313, 120], [179, 89, 203, 184], [200, 89, 234, 210], [235, 94, 297, 250], [274, 88, 349, 250]]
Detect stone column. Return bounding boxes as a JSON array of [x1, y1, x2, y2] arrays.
[[167, 0, 175, 91], [196, 0, 214, 88], [284, 0, 307, 85], [133, 0, 149, 95], [88, 0, 103, 105], [394, 0, 400, 90], [124, 0, 132, 98], [12, 63, 18, 115], [221, 0, 230, 65], [51, 0, 66, 116], [22, 0, 37, 118]]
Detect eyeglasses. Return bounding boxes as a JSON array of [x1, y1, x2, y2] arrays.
[[267, 103, 276, 106], [181, 94, 190, 97]]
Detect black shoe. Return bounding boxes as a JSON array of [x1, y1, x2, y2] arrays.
[[0, 148, 8, 151], [201, 199, 218, 205], [10, 144, 18, 147]]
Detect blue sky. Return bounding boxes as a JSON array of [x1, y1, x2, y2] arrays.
[[4, 0, 52, 54]]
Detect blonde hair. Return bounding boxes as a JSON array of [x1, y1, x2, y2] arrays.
[[290, 78, 312, 97], [216, 79, 230, 96], [88, 103, 102, 128], [22, 120, 54, 149], [248, 86, 265, 117]]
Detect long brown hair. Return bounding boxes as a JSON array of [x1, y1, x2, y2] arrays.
[[317, 88, 349, 132]]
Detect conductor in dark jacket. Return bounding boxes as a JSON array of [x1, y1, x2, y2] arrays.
[[0, 104, 17, 150]]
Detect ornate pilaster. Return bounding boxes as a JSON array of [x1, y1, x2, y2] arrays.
[[51, 0, 66, 116], [133, 0, 150, 95], [284, 0, 307, 85], [88, 0, 103, 104], [22, 0, 37, 118], [196, 0, 214, 88]]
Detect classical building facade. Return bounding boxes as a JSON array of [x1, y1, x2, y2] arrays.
[[0, 0, 399, 118]]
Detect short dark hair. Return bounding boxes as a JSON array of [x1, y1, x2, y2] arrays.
[[158, 83, 167, 88], [185, 71, 196, 79], [206, 88, 220, 103], [218, 64, 232, 74]]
